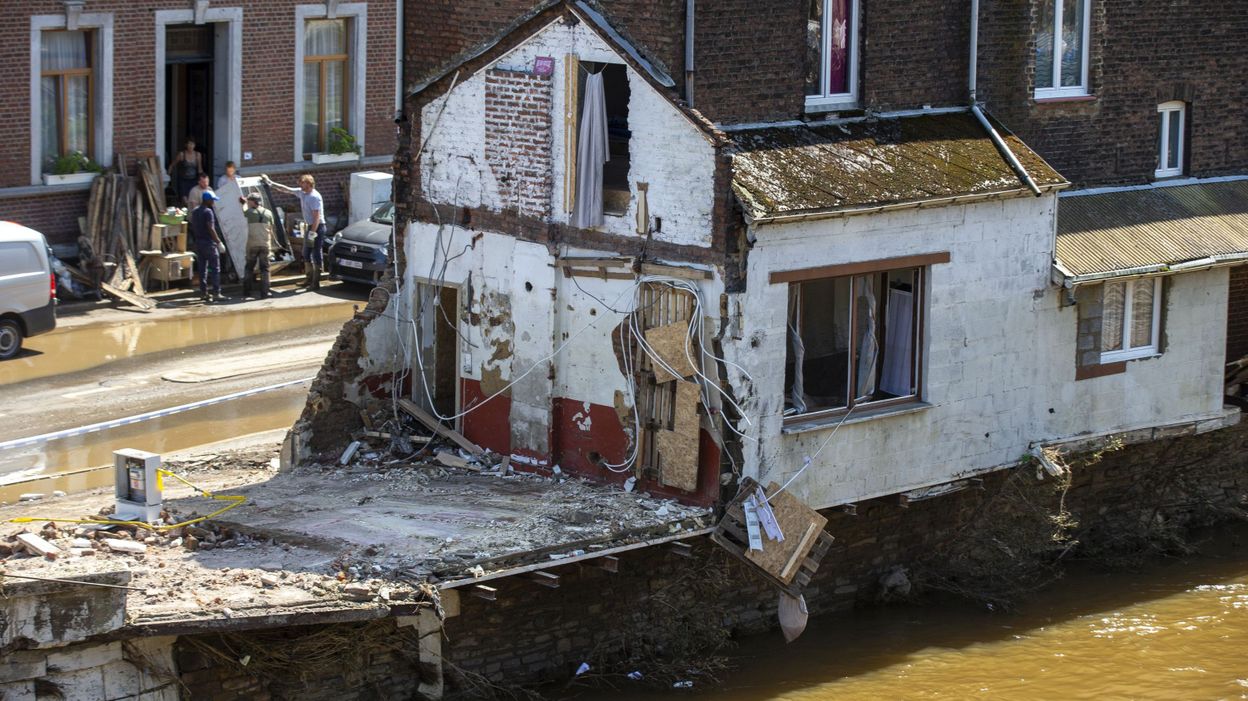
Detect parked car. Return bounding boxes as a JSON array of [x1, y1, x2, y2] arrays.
[[0, 222, 57, 360], [328, 202, 393, 285]]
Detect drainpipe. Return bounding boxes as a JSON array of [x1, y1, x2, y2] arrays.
[[684, 0, 695, 107], [968, 0, 1042, 196]]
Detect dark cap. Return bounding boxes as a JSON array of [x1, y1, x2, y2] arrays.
[[246, 192, 262, 202]]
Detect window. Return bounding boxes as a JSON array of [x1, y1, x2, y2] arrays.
[[40, 30, 94, 171], [805, 0, 859, 109], [1155, 101, 1185, 178], [302, 19, 349, 153], [569, 61, 631, 227], [1100, 277, 1162, 362], [784, 267, 922, 422], [1034, 0, 1090, 98]]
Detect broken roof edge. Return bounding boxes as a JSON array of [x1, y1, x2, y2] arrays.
[[1053, 252, 1248, 287]]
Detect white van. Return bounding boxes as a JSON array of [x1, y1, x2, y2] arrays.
[[0, 222, 57, 360]]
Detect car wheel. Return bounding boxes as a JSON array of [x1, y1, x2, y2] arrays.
[[0, 319, 22, 361]]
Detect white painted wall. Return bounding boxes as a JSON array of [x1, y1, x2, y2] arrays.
[[418, 18, 717, 249], [725, 194, 1231, 509]]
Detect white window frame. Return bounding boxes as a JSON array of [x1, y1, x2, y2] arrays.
[[1155, 101, 1185, 179], [294, 3, 368, 160], [1100, 277, 1162, 363], [1033, 0, 1092, 99], [805, 0, 861, 111], [29, 13, 114, 186]]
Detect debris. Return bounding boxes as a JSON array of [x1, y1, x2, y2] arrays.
[[260, 573, 280, 588], [655, 504, 670, 517], [778, 592, 809, 643], [627, 671, 643, 680], [340, 440, 362, 466], [69, 548, 95, 557], [18, 493, 45, 502], [624, 477, 637, 493], [169, 537, 184, 548], [16, 533, 61, 559], [398, 399, 484, 455], [466, 565, 486, 578], [673, 680, 694, 688], [70, 538, 93, 549], [434, 451, 474, 470], [575, 662, 591, 676], [343, 583, 373, 601], [102, 538, 148, 554], [52, 490, 67, 498]]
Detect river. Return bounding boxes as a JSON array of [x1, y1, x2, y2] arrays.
[[584, 524, 1248, 700]]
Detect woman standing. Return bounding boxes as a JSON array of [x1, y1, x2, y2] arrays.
[[168, 137, 204, 207]]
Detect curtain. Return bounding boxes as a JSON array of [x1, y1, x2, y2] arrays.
[[41, 31, 90, 166], [303, 63, 321, 150], [572, 71, 609, 229], [42, 31, 88, 70], [305, 20, 345, 56], [828, 0, 850, 94], [1130, 279, 1155, 348], [787, 286, 808, 414], [804, 0, 823, 95], [880, 288, 914, 397], [1101, 281, 1125, 351], [854, 275, 878, 401], [325, 61, 345, 134]]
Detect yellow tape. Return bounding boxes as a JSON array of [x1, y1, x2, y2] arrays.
[[8, 469, 245, 532]]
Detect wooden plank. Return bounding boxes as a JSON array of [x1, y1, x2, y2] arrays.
[[769, 251, 951, 284], [743, 482, 829, 585], [592, 555, 619, 573], [645, 322, 696, 384], [656, 380, 700, 492], [100, 281, 157, 311], [469, 584, 497, 601], [398, 399, 483, 455], [434, 450, 481, 471], [558, 257, 631, 268], [563, 266, 634, 280], [527, 571, 561, 588], [640, 263, 712, 280]]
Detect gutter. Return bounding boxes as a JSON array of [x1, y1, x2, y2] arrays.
[[968, 0, 1042, 197], [1054, 252, 1248, 287]]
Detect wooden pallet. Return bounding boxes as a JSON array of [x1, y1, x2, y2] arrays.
[[710, 476, 834, 596]]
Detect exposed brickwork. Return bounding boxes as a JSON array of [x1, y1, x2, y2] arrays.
[[0, 1, 397, 246], [979, 0, 1248, 188], [1228, 266, 1248, 362], [484, 69, 554, 219], [861, 0, 969, 111]]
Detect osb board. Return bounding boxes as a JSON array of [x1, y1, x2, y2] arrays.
[[646, 322, 696, 384], [656, 380, 699, 492], [744, 482, 829, 585]]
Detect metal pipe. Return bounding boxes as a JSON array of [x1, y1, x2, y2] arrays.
[[684, 0, 695, 106], [969, 0, 979, 101], [972, 105, 1042, 196]]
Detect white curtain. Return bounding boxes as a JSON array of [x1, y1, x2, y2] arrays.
[[854, 275, 878, 401], [304, 20, 347, 152], [787, 286, 808, 414], [1100, 281, 1125, 352], [572, 71, 609, 229], [41, 31, 91, 166], [880, 288, 914, 397]]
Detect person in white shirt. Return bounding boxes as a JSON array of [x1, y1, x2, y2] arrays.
[[263, 173, 325, 290]]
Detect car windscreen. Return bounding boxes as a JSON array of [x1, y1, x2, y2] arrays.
[[371, 203, 394, 225]]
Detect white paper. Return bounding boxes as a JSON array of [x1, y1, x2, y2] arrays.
[[743, 497, 764, 551], [754, 487, 785, 542]]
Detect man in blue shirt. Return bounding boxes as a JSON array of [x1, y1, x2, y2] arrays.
[[263, 173, 325, 290], [190, 192, 227, 303]]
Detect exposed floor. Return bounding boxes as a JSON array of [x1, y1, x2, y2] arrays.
[[0, 442, 711, 634]]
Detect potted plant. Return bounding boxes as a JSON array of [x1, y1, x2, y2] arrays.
[[310, 127, 361, 165], [43, 151, 102, 186]]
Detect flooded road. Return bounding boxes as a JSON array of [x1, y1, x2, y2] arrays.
[[588, 526, 1248, 701]]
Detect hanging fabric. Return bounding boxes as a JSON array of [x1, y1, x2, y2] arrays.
[[571, 71, 609, 229], [787, 285, 807, 414], [854, 275, 879, 401], [880, 288, 914, 397]]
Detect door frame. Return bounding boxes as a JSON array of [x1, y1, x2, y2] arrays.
[[410, 278, 464, 427], [154, 8, 241, 176]]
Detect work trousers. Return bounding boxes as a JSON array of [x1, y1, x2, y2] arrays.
[[304, 223, 326, 266], [195, 243, 221, 296], [242, 246, 270, 297]]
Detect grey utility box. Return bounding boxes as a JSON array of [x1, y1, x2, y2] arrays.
[[113, 449, 163, 523]]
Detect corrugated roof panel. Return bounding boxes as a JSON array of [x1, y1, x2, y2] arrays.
[[1055, 180, 1248, 279], [729, 112, 1066, 220]]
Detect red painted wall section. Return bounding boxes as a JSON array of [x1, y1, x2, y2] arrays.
[[460, 378, 513, 457]]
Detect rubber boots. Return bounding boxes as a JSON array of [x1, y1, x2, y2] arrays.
[[310, 262, 321, 290], [260, 269, 271, 298], [303, 262, 314, 288]]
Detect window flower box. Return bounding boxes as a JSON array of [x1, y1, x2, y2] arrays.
[[42, 171, 97, 187], [309, 152, 359, 166]]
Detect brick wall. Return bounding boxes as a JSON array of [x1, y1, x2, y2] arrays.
[[979, 0, 1248, 188], [0, 1, 397, 246], [484, 69, 554, 219], [1228, 266, 1248, 362]]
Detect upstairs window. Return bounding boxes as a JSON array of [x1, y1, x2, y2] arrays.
[[784, 266, 923, 422], [40, 30, 94, 171], [303, 19, 350, 153], [569, 62, 631, 227], [1035, 0, 1090, 98], [805, 0, 859, 109], [1100, 277, 1162, 362], [1155, 101, 1185, 179]]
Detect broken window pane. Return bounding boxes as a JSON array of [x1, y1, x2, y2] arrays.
[[1100, 281, 1125, 352]]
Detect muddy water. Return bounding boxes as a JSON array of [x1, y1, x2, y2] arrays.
[[589, 528, 1248, 701], [0, 383, 306, 502], [0, 302, 356, 386]]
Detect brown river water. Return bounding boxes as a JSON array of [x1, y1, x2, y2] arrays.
[[581, 525, 1248, 701]]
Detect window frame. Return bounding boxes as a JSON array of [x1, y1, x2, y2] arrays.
[[302, 18, 351, 154], [40, 29, 95, 168], [781, 266, 927, 426], [1033, 0, 1092, 100], [804, 0, 861, 111], [1155, 101, 1185, 179], [1099, 277, 1162, 363], [293, 3, 367, 161]]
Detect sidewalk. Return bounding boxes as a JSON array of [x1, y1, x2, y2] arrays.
[[53, 277, 370, 331]]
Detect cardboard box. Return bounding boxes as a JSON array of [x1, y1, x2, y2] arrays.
[[150, 253, 193, 282], [146, 224, 167, 251]]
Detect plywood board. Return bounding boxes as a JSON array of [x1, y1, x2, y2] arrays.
[[646, 322, 696, 384], [214, 178, 249, 275], [744, 482, 829, 585], [656, 380, 699, 492]]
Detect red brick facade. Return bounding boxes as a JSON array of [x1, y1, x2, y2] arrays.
[[0, 1, 398, 247], [1228, 266, 1248, 363], [484, 69, 554, 219]]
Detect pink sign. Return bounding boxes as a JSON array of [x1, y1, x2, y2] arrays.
[[533, 56, 555, 77]]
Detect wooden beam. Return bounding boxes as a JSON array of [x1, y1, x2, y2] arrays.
[[769, 252, 951, 284], [669, 541, 694, 558], [398, 399, 483, 455], [593, 555, 620, 573], [469, 584, 497, 601], [640, 263, 712, 280], [527, 571, 561, 588], [836, 503, 857, 516]]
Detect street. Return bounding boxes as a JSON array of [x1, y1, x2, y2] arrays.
[[0, 284, 361, 499]]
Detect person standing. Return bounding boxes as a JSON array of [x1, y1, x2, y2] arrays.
[[168, 138, 204, 207], [263, 173, 325, 290], [242, 192, 274, 299], [187, 173, 215, 213], [217, 161, 241, 191], [190, 192, 227, 303]]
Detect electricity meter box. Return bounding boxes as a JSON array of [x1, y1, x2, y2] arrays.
[[114, 449, 163, 523]]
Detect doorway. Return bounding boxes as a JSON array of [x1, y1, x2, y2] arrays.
[[414, 282, 460, 420], [164, 23, 232, 179]]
